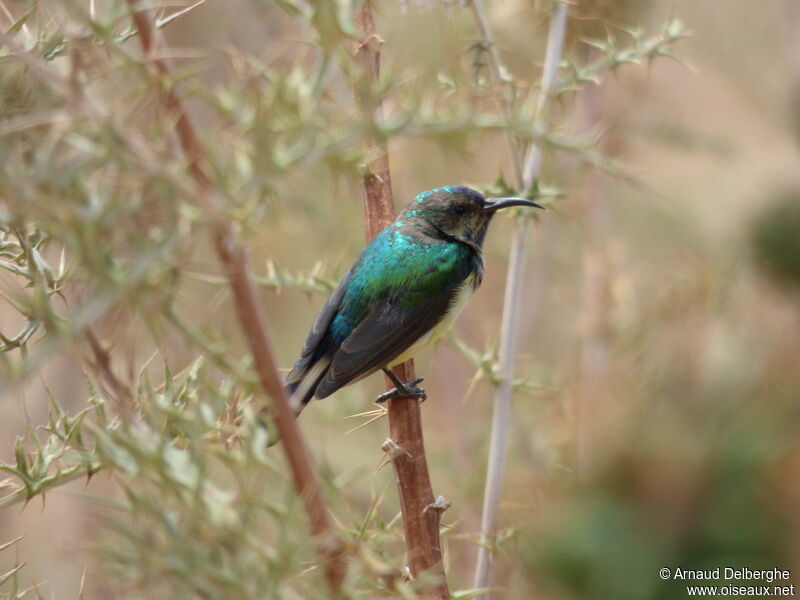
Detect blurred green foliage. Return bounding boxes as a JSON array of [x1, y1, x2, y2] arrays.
[[752, 189, 800, 291], [525, 399, 800, 599], [0, 0, 798, 599]]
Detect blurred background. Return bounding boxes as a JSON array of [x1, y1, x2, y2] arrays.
[[2, 0, 800, 598]]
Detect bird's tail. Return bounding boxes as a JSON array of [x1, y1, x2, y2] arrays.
[[284, 381, 313, 417], [264, 358, 331, 447], [286, 357, 331, 417]]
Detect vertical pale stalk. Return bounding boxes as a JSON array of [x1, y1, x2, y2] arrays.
[[472, 2, 569, 596], [353, 5, 450, 598], [124, 1, 347, 593]]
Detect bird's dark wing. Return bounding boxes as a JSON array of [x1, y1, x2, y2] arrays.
[[313, 288, 455, 399], [284, 273, 350, 397]]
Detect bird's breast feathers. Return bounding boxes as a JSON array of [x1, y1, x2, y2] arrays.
[[388, 271, 477, 366]]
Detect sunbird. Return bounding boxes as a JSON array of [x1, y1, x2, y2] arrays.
[[286, 185, 544, 414]]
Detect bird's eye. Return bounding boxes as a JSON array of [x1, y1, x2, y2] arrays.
[[453, 205, 466, 216]]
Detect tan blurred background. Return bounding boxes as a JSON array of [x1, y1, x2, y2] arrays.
[[2, 0, 800, 597]]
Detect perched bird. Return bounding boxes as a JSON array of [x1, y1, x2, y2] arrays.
[[285, 185, 544, 414]]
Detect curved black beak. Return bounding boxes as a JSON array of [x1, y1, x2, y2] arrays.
[[482, 197, 546, 213]]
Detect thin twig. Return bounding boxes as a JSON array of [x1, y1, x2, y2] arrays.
[[353, 5, 450, 598], [472, 2, 569, 596], [123, 1, 347, 593], [0, 468, 88, 510], [83, 329, 135, 414], [468, 0, 522, 185]]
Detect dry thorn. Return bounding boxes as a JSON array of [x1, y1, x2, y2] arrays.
[[353, 32, 384, 57], [0, 535, 24, 552], [343, 406, 388, 435], [381, 437, 413, 461], [376, 437, 412, 473], [78, 566, 87, 600], [423, 495, 451, 515]]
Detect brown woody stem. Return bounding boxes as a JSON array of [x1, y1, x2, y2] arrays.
[[353, 4, 450, 599], [125, 1, 347, 593]]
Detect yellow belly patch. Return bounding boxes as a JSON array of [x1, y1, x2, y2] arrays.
[[388, 275, 475, 366]]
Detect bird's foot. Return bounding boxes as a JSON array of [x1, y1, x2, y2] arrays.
[[375, 369, 427, 404], [374, 378, 426, 403]]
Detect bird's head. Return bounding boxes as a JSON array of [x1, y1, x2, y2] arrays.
[[401, 186, 544, 247]]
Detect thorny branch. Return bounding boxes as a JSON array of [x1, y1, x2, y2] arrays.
[[124, 0, 347, 592], [353, 4, 450, 599]]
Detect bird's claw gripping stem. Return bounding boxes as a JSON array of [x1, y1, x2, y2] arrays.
[[375, 378, 426, 403], [376, 369, 427, 404]]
